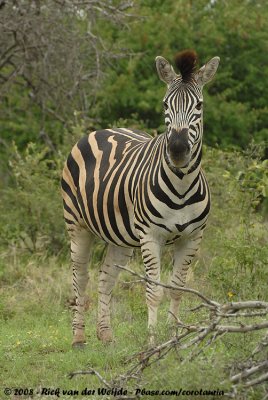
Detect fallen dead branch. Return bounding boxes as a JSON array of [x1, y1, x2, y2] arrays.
[[115, 264, 220, 308], [69, 367, 111, 388], [69, 264, 268, 399], [230, 360, 268, 384]]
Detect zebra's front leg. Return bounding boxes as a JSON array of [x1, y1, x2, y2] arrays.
[[141, 239, 163, 342], [97, 244, 133, 343], [168, 233, 203, 324]]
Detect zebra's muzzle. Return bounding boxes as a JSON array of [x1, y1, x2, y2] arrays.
[[167, 128, 191, 168]]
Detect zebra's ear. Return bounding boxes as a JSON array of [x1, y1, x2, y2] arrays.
[[195, 56, 220, 86], [155, 56, 177, 85]]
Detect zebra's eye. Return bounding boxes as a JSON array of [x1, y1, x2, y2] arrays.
[[163, 101, 169, 111], [196, 101, 203, 111]]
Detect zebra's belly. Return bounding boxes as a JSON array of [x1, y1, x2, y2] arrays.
[[77, 174, 209, 248], [80, 198, 141, 248], [77, 191, 209, 248]]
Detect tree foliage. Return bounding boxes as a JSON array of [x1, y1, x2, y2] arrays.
[[1, 0, 268, 150], [0, 142, 66, 254], [94, 0, 268, 148]]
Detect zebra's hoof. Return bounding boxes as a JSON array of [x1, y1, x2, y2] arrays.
[[72, 340, 86, 350], [149, 334, 156, 345], [97, 329, 113, 343]]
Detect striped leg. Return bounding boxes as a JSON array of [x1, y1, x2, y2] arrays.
[[71, 229, 93, 348], [97, 244, 133, 343], [168, 232, 203, 323], [141, 239, 163, 339]]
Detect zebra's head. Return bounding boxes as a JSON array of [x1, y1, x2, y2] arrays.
[[156, 50, 220, 169]]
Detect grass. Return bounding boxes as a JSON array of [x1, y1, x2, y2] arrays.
[[1, 147, 268, 399], [0, 247, 267, 399]]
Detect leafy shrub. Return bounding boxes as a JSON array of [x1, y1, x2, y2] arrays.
[[237, 157, 268, 213], [0, 143, 66, 255], [207, 221, 268, 300], [198, 144, 268, 302]]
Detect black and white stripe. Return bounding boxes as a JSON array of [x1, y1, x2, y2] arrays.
[[61, 51, 220, 346]]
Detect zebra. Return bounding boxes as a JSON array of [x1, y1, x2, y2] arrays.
[[61, 50, 220, 347]]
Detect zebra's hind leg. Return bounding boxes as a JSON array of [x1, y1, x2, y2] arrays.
[[97, 244, 133, 343], [168, 233, 203, 324], [70, 228, 94, 348]]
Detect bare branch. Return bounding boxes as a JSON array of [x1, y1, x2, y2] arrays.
[[0, 0, 136, 140], [68, 367, 112, 388], [216, 321, 268, 333], [243, 371, 268, 387], [115, 264, 220, 308], [222, 301, 268, 312], [230, 360, 268, 383]]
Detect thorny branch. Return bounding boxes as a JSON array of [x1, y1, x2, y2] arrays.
[[69, 264, 268, 399]]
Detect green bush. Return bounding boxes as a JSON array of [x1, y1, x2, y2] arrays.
[[237, 158, 268, 213], [198, 144, 268, 302], [0, 143, 66, 255]]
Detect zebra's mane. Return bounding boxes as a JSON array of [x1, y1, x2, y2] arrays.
[[174, 50, 198, 82]]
